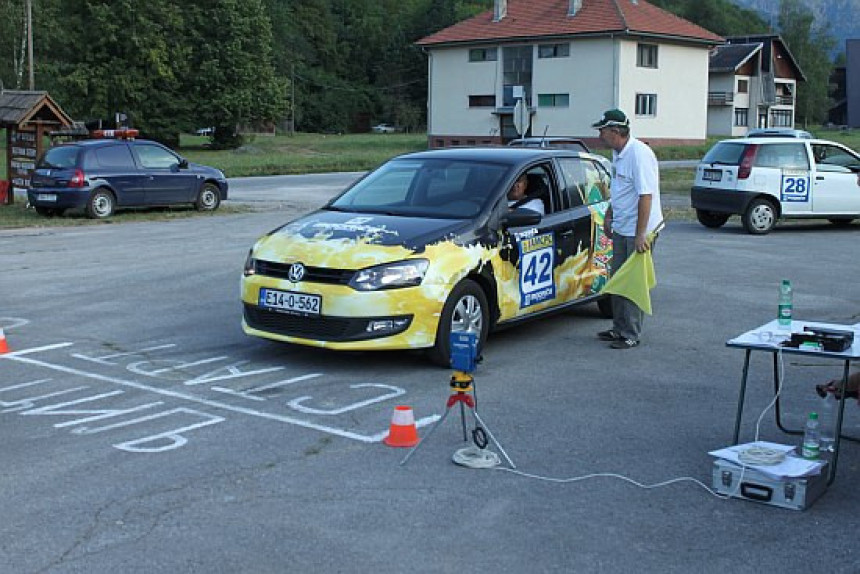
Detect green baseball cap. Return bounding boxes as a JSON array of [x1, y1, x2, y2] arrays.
[[592, 108, 629, 129]]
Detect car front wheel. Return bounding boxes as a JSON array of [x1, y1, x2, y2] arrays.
[[427, 279, 489, 368], [742, 198, 777, 235], [696, 209, 730, 229], [86, 188, 115, 219], [195, 183, 221, 211]]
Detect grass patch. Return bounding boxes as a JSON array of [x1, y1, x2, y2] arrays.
[[0, 201, 255, 230], [179, 132, 428, 178], [661, 167, 696, 195]]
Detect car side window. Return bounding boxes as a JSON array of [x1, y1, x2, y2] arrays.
[[134, 144, 180, 169], [753, 143, 809, 170], [558, 158, 608, 208], [812, 144, 859, 173], [93, 145, 136, 169]]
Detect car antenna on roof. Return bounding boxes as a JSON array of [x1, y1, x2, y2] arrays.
[[540, 125, 549, 147]]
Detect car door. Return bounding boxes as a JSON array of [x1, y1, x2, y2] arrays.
[[132, 142, 198, 205], [495, 161, 590, 321], [810, 143, 860, 214], [752, 142, 812, 216], [87, 143, 146, 206], [556, 156, 611, 296]]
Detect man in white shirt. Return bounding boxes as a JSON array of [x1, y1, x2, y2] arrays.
[[592, 108, 663, 349], [507, 173, 546, 214]]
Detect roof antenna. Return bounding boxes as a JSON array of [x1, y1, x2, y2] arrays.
[[540, 124, 549, 147]]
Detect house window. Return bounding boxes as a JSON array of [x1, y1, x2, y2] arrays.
[[537, 93, 569, 107], [734, 108, 749, 127], [469, 48, 497, 62], [771, 109, 792, 127], [637, 44, 658, 68], [502, 46, 534, 106], [737, 79, 748, 94], [469, 95, 496, 107], [538, 43, 570, 58], [635, 93, 657, 116]]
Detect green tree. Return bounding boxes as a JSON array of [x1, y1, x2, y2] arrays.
[[185, 0, 288, 148], [0, 0, 25, 89], [778, 0, 835, 126]]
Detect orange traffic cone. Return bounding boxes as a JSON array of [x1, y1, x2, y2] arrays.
[[383, 405, 420, 447], [0, 328, 9, 354]]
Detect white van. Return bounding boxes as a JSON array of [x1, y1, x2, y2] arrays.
[[691, 137, 860, 234]]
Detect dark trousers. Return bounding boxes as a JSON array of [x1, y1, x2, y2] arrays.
[[610, 233, 644, 341]]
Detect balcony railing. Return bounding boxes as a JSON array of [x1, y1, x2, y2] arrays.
[[775, 95, 794, 106], [708, 91, 734, 106]]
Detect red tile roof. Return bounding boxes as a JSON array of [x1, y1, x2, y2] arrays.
[[417, 0, 724, 46]]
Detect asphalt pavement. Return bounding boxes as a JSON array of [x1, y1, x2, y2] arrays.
[[2, 182, 858, 573]]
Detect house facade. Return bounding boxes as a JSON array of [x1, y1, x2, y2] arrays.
[[707, 35, 806, 137], [416, 0, 724, 147]]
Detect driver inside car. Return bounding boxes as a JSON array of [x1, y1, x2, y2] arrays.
[[507, 173, 546, 214]]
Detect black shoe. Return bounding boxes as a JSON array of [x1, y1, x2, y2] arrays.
[[597, 329, 622, 342], [610, 338, 640, 349]]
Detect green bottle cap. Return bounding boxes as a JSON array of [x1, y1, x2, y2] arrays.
[[809, 412, 818, 420]]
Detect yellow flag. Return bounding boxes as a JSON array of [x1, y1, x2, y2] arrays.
[[602, 241, 657, 315]]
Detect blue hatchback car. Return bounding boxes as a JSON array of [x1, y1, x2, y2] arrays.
[[27, 133, 228, 218]]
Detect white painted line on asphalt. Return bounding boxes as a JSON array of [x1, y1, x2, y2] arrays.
[[71, 344, 178, 365], [0, 342, 74, 357], [3, 350, 418, 443]]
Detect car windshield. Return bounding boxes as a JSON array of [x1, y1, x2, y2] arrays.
[[702, 142, 747, 165], [328, 158, 510, 218], [38, 146, 80, 169]]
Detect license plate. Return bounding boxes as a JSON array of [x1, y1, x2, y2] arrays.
[[259, 288, 321, 315], [703, 169, 722, 182], [37, 193, 57, 202]]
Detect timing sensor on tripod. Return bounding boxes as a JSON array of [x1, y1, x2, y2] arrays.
[[450, 332, 480, 373]]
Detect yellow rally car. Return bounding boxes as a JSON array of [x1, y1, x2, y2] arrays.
[[242, 147, 613, 366]]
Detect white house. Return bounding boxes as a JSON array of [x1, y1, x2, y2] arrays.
[[708, 35, 806, 137], [416, 0, 724, 148]]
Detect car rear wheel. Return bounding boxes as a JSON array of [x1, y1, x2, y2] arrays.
[[828, 218, 854, 226], [695, 209, 730, 229], [742, 198, 777, 235], [195, 183, 221, 211], [86, 188, 115, 219], [427, 279, 489, 368]]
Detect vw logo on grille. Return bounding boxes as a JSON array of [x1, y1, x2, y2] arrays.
[[287, 263, 306, 282]]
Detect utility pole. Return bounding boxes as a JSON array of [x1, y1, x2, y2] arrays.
[[27, 0, 34, 90]]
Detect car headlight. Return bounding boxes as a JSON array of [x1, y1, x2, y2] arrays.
[[349, 259, 429, 291], [243, 249, 256, 277]]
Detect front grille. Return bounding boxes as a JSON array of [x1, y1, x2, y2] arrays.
[[255, 260, 354, 285], [244, 304, 411, 342]]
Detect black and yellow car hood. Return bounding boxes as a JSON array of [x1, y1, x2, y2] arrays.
[[255, 209, 476, 265]]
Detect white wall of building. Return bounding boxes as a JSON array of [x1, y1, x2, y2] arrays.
[[427, 47, 500, 138], [616, 39, 711, 140], [531, 38, 616, 136], [426, 37, 714, 142], [707, 73, 738, 136]]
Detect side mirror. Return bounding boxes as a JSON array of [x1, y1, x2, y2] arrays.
[[499, 208, 542, 228], [178, 158, 189, 169]]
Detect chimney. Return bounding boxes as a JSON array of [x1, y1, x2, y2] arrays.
[[568, 0, 583, 16], [494, 0, 507, 22]]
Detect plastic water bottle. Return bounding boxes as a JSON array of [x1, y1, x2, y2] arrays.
[[801, 412, 820, 460], [818, 396, 836, 453], [778, 279, 793, 330]]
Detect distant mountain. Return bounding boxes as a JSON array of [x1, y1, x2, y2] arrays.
[[729, 0, 858, 55]]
